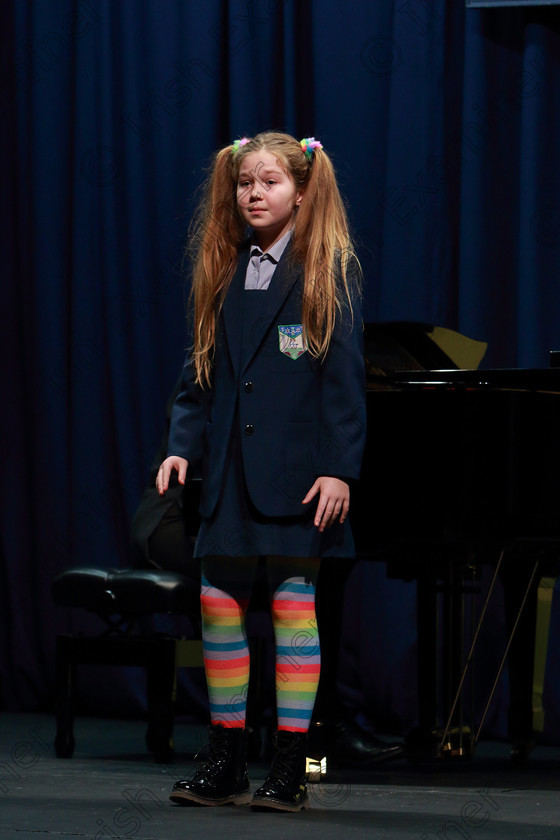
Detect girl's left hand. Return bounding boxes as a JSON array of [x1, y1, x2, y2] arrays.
[[302, 477, 350, 532]]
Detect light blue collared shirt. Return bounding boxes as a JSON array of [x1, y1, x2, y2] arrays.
[[244, 228, 294, 290]]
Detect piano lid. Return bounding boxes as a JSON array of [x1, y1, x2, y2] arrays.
[[380, 367, 560, 394], [364, 323, 560, 392], [364, 322, 488, 387]]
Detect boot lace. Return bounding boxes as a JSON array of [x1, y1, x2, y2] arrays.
[[192, 734, 230, 782], [267, 738, 300, 786]]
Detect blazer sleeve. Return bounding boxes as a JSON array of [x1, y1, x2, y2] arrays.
[[166, 355, 209, 470], [314, 255, 366, 481]]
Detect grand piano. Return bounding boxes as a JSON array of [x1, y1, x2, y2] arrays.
[[352, 322, 560, 758]]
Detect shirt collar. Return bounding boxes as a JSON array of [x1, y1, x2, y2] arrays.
[[250, 227, 294, 263]]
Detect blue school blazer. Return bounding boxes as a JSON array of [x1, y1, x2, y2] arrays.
[[167, 243, 366, 520]]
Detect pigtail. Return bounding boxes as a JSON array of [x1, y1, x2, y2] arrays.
[[189, 146, 245, 387], [292, 148, 361, 360]]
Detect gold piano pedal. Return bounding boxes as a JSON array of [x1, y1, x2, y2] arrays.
[[306, 755, 327, 782], [439, 726, 474, 759], [406, 724, 475, 762]]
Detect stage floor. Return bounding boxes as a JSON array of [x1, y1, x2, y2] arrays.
[[1, 713, 559, 839]]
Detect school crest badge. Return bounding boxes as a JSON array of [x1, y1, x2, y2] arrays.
[[278, 324, 308, 360]]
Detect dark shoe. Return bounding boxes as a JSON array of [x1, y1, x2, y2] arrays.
[[169, 724, 251, 806], [331, 718, 404, 767], [251, 730, 309, 812]]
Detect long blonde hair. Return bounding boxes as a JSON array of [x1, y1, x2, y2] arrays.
[[188, 131, 360, 387]]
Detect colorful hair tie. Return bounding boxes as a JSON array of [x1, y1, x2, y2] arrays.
[[300, 137, 323, 159], [231, 137, 251, 154]]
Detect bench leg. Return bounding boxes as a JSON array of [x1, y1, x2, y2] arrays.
[[54, 636, 76, 758], [145, 638, 176, 763]]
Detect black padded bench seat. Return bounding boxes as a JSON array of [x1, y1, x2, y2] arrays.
[[52, 567, 193, 617], [52, 567, 204, 762]]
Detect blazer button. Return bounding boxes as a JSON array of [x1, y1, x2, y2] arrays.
[[244, 381, 253, 393], [245, 424, 254, 436]]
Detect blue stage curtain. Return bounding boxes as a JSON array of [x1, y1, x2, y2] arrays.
[[2, 0, 560, 741]]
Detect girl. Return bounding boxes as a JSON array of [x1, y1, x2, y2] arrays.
[[156, 131, 366, 812]]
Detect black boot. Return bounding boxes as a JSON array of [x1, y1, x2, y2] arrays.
[[330, 717, 405, 766], [169, 724, 251, 806], [251, 730, 309, 812], [309, 717, 404, 767]]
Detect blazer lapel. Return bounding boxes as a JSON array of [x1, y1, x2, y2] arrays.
[[240, 247, 301, 373], [222, 242, 302, 376]]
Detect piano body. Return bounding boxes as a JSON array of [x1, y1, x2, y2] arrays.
[[353, 323, 560, 757]]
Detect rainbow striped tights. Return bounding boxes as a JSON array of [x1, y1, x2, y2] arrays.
[[200, 555, 320, 732]]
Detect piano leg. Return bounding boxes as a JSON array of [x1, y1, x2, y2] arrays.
[[408, 551, 483, 760], [416, 574, 438, 728], [500, 555, 539, 748]]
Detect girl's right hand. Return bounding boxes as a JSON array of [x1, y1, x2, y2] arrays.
[[156, 456, 189, 495]]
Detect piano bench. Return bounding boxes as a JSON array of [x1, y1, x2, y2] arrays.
[[52, 567, 204, 763]]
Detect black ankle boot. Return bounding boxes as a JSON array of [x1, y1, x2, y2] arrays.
[[169, 724, 251, 806], [251, 730, 309, 812]]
